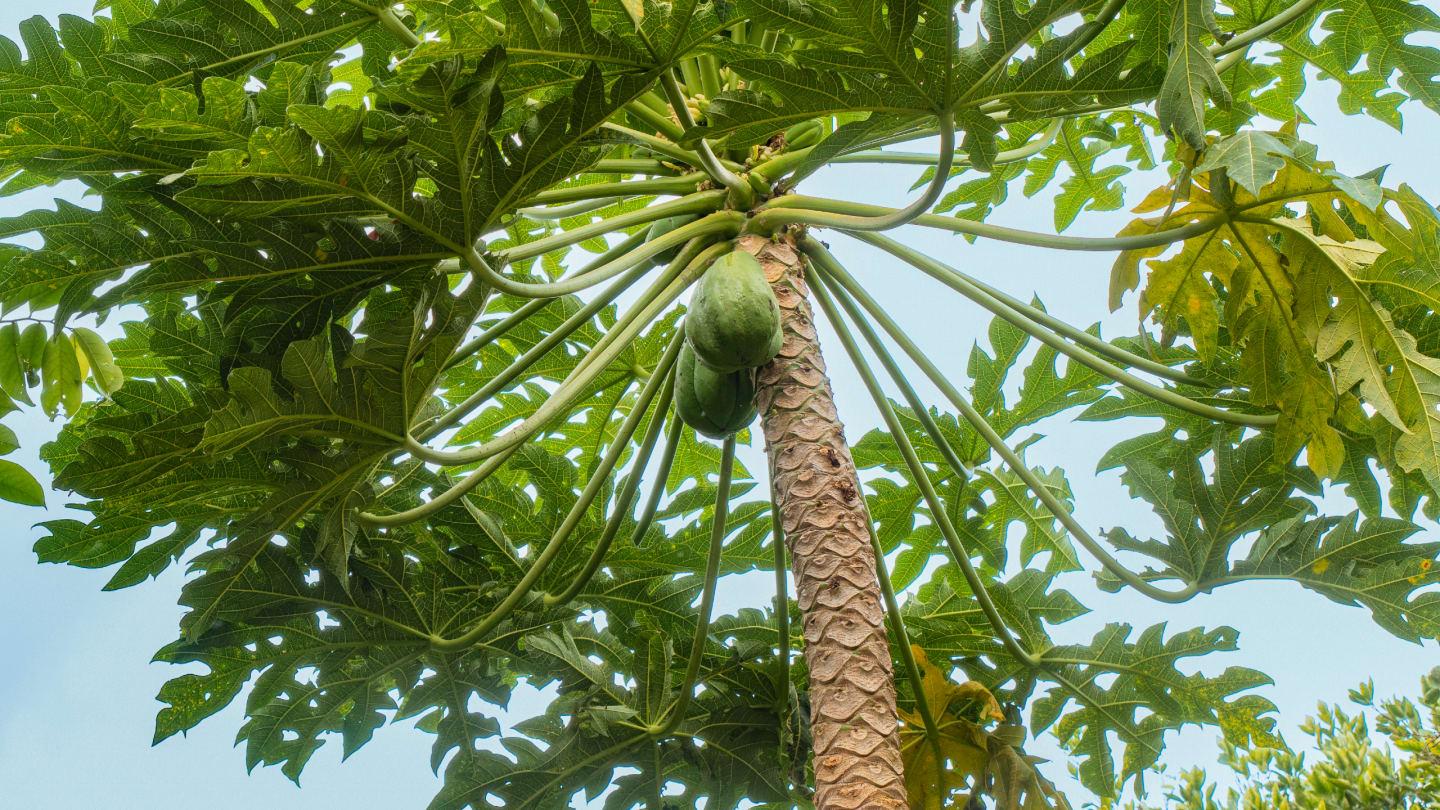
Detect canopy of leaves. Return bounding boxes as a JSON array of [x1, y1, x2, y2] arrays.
[[2, 0, 1439, 807]]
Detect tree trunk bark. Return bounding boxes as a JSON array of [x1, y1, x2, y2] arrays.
[[742, 234, 907, 809]]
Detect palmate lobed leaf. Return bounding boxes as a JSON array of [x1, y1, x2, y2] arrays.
[[2, 0, 1440, 807], [1233, 512, 1440, 642], [1112, 136, 1440, 485], [898, 645, 1068, 810]]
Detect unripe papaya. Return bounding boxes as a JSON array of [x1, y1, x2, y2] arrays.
[[646, 214, 699, 267], [684, 248, 782, 373], [784, 119, 823, 149], [674, 343, 756, 439]]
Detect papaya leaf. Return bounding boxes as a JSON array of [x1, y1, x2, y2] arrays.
[[1155, 0, 1231, 148]]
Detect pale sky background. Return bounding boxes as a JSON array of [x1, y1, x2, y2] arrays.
[[1, 3, 1437, 809]]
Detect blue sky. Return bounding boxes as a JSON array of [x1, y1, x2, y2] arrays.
[[1, 3, 1437, 808]]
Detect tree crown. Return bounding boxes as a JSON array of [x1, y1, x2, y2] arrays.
[[2, 0, 1439, 807]]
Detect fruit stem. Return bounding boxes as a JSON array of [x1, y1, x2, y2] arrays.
[[659, 71, 754, 208]]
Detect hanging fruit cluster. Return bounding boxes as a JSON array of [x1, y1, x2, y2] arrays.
[[675, 248, 782, 439]]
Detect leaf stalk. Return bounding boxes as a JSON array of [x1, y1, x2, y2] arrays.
[[652, 436, 734, 736], [411, 242, 727, 465], [806, 261, 1041, 667], [425, 334, 684, 652], [849, 231, 1271, 426], [806, 240, 1202, 605], [753, 195, 1224, 251]]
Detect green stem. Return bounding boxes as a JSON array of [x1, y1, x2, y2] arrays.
[[543, 370, 678, 607], [826, 151, 962, 166], [522, 173, 706, 207], [650, 741, 664, 810], [824, 117, 1062, 169], [411, 242, 728, 466], [807, 265, 1041, 667], [443, 232, 649, 372], [659, 71, 753, 207], [601, 121, 710, 167], [769, 486, 790, 721], [457, 210, 742, 299], [424, 240, 679, 442], [806, 240, 1201, 605], [637, 90, 671, 116], [358, 443, 521, 527], [1213, 0, 1321, 56], [375, 6, 421, 46], [1060, 0, 1128, 61], [698, 55, 723, 101], [1215, 47, 1249, 75], [341, 1, 421, 47], [590, 158, 680, 176], [503, 190, 726, 264], [953, 263, 1209, 387], [626, 100, 687, 142], [427, 335, 684, 653], [677, 58, 703, 95], [517, 196, 626, 221], [628, 415, 683, 550], [849, 231, 1276, 428], [825, 111, 956, 232], [751, 195, 1224, 251], [653, 436, 734, 736]]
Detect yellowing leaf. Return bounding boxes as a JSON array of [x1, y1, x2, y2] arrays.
[[72, 328, 124, 397], [1140, 228, 1230, 359], [900, 646, 1068, 810]]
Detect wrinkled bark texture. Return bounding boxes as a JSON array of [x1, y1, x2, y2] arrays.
[[742, 234, 907, 809]]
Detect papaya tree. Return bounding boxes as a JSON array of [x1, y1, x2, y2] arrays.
[[2, 0, 1440, 807]]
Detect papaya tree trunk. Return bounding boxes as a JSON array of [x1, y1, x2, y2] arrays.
[[741, 234, 908, 809]]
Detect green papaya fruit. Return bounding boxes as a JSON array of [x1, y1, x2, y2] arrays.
[[674, 343, 757, 439], [645, 214, 700, 267], [783, 119, 823, 149], [684, 248, 783, 373]]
